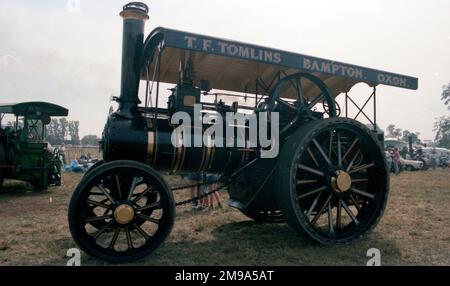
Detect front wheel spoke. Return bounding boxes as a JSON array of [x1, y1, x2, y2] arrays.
[[85, 214, 112, 223], [327, 200, 335, 234], [136, 201, 162, 212], [298, 164, 324, 177], [310, 194, 332, 225], [136, 213, 160, 225], [297, 185, 326, 199], [349, 162, 375, 174], [86, 199, 110, 209], [351, 187, 375, 200], [94, 220, 113, 240], [126, 177, 138, 201], [114, 175, 122, 200], [96, 185, 115, 203], [124, 225, 133, 250], [341, 200, 359, 225], [313, 139, 332, 165], [133, 187, 154, 203], [108, 227, 120, 249], [132, 223, 150, 240]]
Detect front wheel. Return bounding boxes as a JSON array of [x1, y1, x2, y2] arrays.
[[68, 160, 175, 262], [276, 118, 389, 244]]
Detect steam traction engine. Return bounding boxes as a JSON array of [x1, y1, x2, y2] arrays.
[[68, 2, 418, 262]]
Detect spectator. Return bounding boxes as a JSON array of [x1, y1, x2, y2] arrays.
[[59, 143, 67, 164], [430, 149, 438, 170], [400, 146, 408, 158], [202, 174, 222, 209], [393, 148, 401, 175]]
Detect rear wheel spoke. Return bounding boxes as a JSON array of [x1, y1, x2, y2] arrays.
[[341, 200, 359, 225], [298, 164, 324, 177], [328, 131, 333, 160], [327, 200, 335, 234], [297, 186, 326, 199], [349, 162, 375, 174], [310, 194, 332, 225], [297, 179, 319, 185], [336, 199, 342, 230], [351, 178, 369, 183], [342, 138, 359, 163], [306, 192, 322, 217], [349, 194, 361, 212], [337, 133, 342, 167], [313, 139, 332, 165], [307, 148, 320, 168], [351, 187, 375, 200]]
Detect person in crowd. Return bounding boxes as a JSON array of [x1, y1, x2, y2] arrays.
[[59, 142, 67, 164], [202, 174, 222, 209], [393, 148, 401, 175], [430, 149, 438, 170]]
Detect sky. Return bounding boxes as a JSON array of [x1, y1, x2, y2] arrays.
[[0, 0, 449, 141]]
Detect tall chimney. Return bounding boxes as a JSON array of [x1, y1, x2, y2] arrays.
[[118, 2, 149, 118]]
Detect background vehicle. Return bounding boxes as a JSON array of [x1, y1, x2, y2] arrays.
[[400, 158, 424, 171], [0, 102, 68, 190]]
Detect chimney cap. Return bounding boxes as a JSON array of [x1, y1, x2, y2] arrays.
[[123, 2, 149, 14]]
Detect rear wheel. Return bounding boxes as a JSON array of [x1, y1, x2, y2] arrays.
[[276, 118, 389, 244], [68, 160, 175, 262]]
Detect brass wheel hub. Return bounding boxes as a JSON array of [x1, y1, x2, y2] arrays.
[[114, 204, 135, 225], [331, 170, 352, 192]]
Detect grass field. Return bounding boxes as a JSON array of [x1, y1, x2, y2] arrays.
[[0, 169, 449, 266]]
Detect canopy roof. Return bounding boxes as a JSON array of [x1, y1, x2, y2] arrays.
[[141, 27, 418, 99], [0, 102, 68, 116]]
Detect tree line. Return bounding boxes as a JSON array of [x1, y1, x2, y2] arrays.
[[3, 118, 99, 146], [46, 118, 99, 146]]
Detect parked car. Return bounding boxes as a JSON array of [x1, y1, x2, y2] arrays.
[[400, 158, 424, 171]]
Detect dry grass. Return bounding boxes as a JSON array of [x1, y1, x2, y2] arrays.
[[0, 169, 449, 266]]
